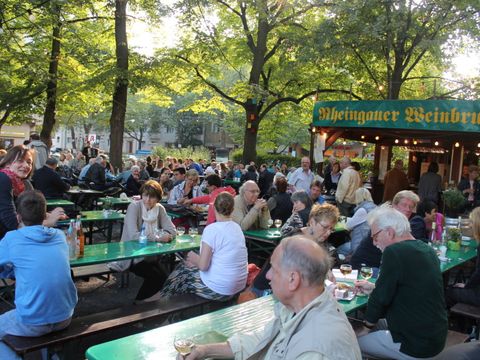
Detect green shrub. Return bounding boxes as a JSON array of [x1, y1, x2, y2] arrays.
[[152, 146, 211, 162], [351, 158, 374, 180]]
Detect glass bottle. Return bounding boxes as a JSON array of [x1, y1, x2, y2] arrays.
[[139, 224, 147, 246], [76, 215, 85, 257]]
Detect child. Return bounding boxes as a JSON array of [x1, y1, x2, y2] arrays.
[[0, 190, 77, 359]]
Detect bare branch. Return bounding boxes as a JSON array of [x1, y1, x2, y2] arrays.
[[176, 55, 245, 108], [259, 88, 362, 119], [264, 37, 284, 63], [66, 16, 112, 24], [352, 47, 385, 99]]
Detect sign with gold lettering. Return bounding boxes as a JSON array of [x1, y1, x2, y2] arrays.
[[312, 100, 480, 132]]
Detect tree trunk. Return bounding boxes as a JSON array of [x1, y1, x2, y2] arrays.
[[109, 0, 129, 171], [70, 126, 76, 149], [41, 4, 62, 149], [242, 125, 258, 164]]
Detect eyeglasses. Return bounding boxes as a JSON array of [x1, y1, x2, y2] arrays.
[[371, 228, 384, 241], [311, 222, 334, 233]]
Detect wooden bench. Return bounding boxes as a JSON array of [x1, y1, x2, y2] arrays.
[[349, 318, 469, 358], [3, 294, 221, 358], [450, 302, 480, 339]]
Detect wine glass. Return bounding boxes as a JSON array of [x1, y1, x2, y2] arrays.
[[267, 219, 274, 228], [177, 226, 185, 237], [189, 227, 198, 237], [154, 228, 165, 245], [360, 266, 373, 280], [173, 335, 195, 358], [339, 264, 352, 278]]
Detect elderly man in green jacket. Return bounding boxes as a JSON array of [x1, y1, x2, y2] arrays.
[[355, 205, 447, 359]]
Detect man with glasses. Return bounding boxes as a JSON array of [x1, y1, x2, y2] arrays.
[[232, 180, 271, 231], [354, 206, 447, 360], [392, 190, 427, 241]]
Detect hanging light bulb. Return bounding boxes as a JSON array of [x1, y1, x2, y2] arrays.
[[455, 142, 460, 148], [395, 139, 399, 144], [361, 135, 365, 140], [362, 142, 367, 146], [413, 140, 418, 145], [342, 141, 347, 145], [434, 141, 439, 146], [375, 136, 380, 141], [404, 139, 409, 144]]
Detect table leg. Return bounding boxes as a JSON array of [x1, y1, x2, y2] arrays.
[[107, 221, 113, 243]]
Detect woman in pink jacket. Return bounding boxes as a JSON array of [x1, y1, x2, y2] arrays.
[[183, 174, 236, 225]]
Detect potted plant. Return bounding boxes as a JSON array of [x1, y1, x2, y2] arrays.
[[442, 189, 466, 218]]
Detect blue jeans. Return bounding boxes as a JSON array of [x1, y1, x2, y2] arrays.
[[0, 310, 71, 360]]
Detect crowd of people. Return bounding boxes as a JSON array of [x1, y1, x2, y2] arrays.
[[1, 139, 480, 359]]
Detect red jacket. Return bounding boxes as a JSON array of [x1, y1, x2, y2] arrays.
[[191, 186, 237, 225]]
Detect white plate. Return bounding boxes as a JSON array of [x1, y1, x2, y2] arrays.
[[335, 291, 355, 301]]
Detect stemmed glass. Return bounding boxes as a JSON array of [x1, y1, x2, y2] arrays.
[[340, 264, 352, 278], [274, 219, 282, 234], [173, 335, 195, 358], [360, 266, 373, 280], [154, 228, 165, 246], [189, 227, 198, 237], [267, 219, 274, 228], [177, 226, 185, 236]]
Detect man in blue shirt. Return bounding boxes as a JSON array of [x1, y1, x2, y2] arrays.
[[0, 190, 77, 359]]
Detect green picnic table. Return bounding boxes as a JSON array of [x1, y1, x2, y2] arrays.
[[440, 239, 477, 273], [70, 235, 201, 268], [244, 222, 348, 256], [57, 211, 125, 244], [46, 199, 75, 208], [85, 292, 366, 360]]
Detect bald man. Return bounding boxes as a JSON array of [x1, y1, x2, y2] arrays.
[[184, 236, 361, 360]]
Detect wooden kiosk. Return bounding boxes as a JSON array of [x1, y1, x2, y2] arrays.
[[311, 100, 480, 200]]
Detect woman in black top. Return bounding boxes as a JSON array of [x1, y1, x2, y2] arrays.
[[267, 177, 292, 224]]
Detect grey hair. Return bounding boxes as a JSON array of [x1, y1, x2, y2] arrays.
[[131, 165, 140, 172], [95, 155, 106, 164], [280, 236, 331, 286], [340, 156, 351, 165], [367, 204, 411, 237], [186, 169, 199, 178], [354, 188, 373, 205], [392, 190, 419, 207], [291, 190, 313, 208], [239, 180, 258, 196]]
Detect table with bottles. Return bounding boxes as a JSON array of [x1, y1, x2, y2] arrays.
[[57, 211, 125, 244], [70, 235, 201, 268]]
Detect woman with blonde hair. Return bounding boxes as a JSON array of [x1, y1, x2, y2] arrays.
[[446, 207, 480, 307]]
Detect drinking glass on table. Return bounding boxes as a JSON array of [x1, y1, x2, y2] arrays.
[[267, 219, 274, 228], [154, 228, 165, 245], [340, 264, 352, 278], [174, 335, 195, 358], [274, 219, 282, 229], [360, 266, 373, 280], [177, 226, 185, 236], [189, 227, 198, 236]]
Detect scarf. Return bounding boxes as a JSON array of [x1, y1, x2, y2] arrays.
[[141, 201, 160, 238], [0, 168, 25, 197]]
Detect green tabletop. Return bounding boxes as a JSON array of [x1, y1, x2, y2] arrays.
[[243, 228, 282, 242], [57, 211, 124, 226], [67, 189, 104, 195], [70, 235, 200, 267], [440, 239, 477, 273], [86, 291, 367, 360], [224, 179, 241, 186], [46, 199, 75, 207], [97, 197, 132, 206]]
